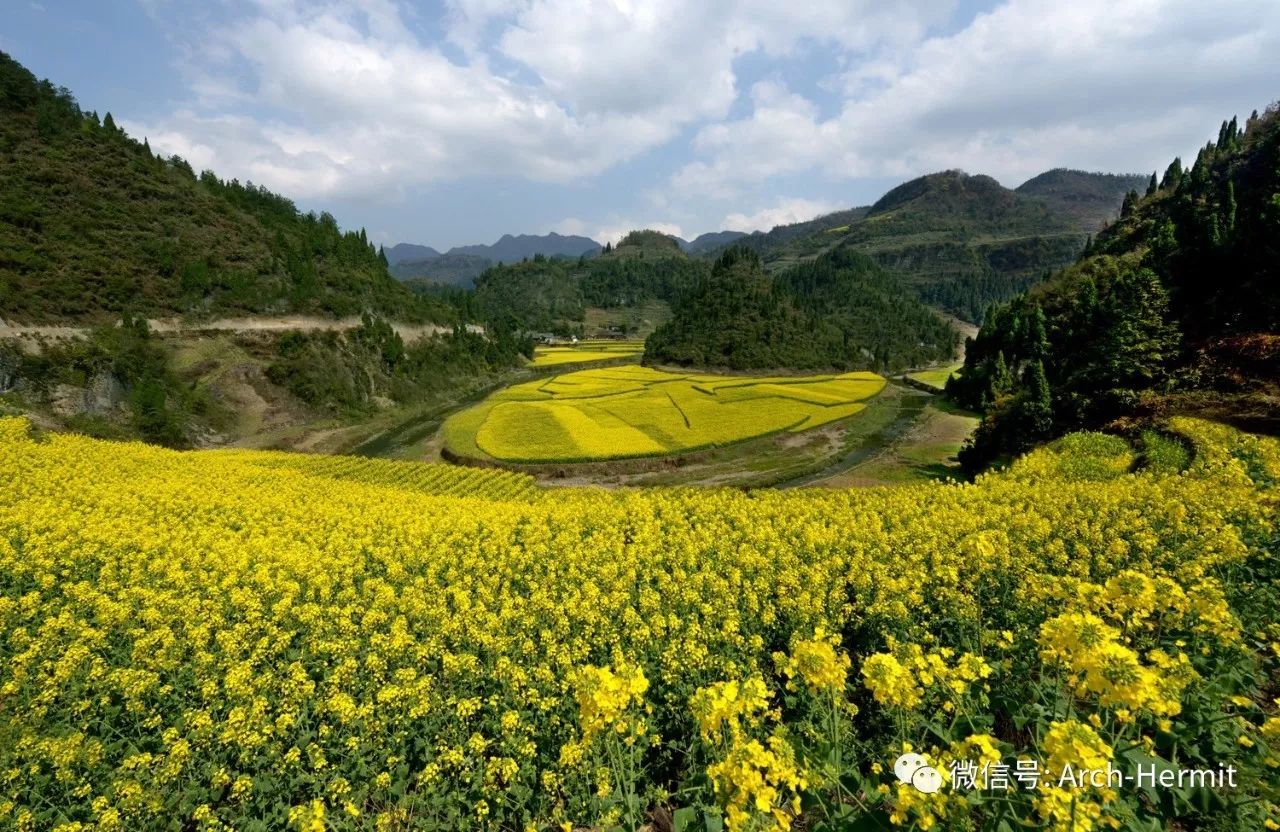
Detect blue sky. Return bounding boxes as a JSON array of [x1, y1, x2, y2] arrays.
[[3, 1, 1278, 249]]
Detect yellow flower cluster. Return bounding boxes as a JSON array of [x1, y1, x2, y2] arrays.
[[690, 676, 772, 742], [861, 641, 992, 710], [883, 735, 1002, 829], [0, 415, 1274, 830], [1038, 613, 1196, 717], [572, 663, 649, 740], [774, 629, 851, 693], [1034, 721, 1119, 832], [705, 735, 806, 832]]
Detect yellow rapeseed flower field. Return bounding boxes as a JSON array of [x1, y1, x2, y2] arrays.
[[528, 342, 644, 368], [442, 366, 886, 462], [0, 416, 1277, 831]]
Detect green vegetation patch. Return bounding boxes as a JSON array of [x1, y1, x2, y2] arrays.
[[907, 363, 964, 391]]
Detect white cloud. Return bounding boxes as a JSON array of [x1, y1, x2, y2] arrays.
[[124, 0, 1280, 242], [671, 0, 1280, 195], [673, 82, 838, 198], [134, 1, 682, 199], [133, 0, 958, 203], [547, 217, 589, 237], [722, 197, 844, 233], [594, 221, 685, 246]]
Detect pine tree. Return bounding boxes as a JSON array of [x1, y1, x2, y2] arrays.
[[1120, 190, 1139, 217], [103, 111, 116, 132], [1224, 180, 1237, 235], [990, 350, 1012, 399], [1160, 157, 1183, 190], [1017, 359, 1053, 440], [1028, 307, 1049, 360], [1146, 172, 1158, 196]]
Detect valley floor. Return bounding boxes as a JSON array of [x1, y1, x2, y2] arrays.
[[418, 382, 976, 490]]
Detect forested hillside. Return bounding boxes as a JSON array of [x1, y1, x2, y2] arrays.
[[390, 252, 493, 287], [951, 106, 1280, 470], [0, 52, 532, 447], [1015, 168, 1154, 231], [713, 170, 1145, 322], [710, 206, 871, 265], [645, 246, 958, 371], [0, 52, 440, 323], [471, 230, 707, 335]]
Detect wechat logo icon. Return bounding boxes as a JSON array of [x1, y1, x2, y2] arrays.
[[894, 753, 943, 794]]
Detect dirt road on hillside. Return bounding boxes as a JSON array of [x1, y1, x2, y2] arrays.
[[0, 317, 482, 343]]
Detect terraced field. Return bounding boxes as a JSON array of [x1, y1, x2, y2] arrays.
[[442, 365, 886, 463], [528, 340, 644, 367], [906, 362, 963, 391]]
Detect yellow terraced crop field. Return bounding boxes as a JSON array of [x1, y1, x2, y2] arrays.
[[528, 341, 644, 367], [442, 365, 886, 463]]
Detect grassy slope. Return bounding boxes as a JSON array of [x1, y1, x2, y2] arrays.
[[907, 363, 964, 390]]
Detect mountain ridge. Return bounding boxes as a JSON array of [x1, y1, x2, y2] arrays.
[[705, 168, 1146, 322]]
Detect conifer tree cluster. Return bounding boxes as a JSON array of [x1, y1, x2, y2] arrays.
[[951, 105, 1280, 472]]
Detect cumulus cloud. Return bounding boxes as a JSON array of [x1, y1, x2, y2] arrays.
[[126, 0, 1280, 240], [132, 0, 956, 202], [133, 0, 683, 199], [722, 197, 844, 233], [547, 218, 686, 246], [593, 221, 686, 247], [671, 0, 1280, 196]]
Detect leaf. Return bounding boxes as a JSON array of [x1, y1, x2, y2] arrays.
[[671, 806, 699, 832]]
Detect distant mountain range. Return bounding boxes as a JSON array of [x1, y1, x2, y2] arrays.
[[681, 230, 749, 253], [383, 243, 441, 263], [387, 230, 753, 286], [386, 233, 599, 268], [387, 233, 601, 287], [392, 168, 1142, 317]]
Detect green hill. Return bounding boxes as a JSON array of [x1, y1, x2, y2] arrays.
[[951, 106, 1280, 470], [711, 170, 1145, 322], [645, 246, 958, 371], [0, 51, 440, 323], [1015, 168, 1152, 231], [390, 253, 493, 287], [470, 231, 709, 335], [707, 207, 871, 266]]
